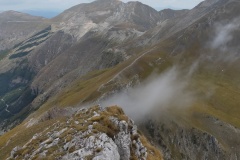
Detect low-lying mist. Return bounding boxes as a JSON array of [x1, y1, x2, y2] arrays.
[[100, 67, 195, 121], [208, 18, 240, 63]]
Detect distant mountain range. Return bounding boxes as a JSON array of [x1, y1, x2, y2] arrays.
[[0, 10, 60, 18]]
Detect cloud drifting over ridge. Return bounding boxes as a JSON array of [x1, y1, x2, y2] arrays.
[[208, 18, 240, 63], [211, 21, 240, 50], [100, 67, 195, 121]]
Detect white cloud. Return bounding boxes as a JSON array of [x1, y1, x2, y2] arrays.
[[0, 0, 203, 12], [211, 20, 240, 50], [208, 18, 240, 62], [100, 67, 195, 121]]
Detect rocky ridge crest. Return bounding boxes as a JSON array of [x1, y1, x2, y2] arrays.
[[8, 106, 162, 160]]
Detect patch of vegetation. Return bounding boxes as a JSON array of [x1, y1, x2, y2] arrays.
[[25, 32, 49, 44], [16, 38, 48, 53], [0, 60, 35, 97], [0, 59, 36, 124], [0, 50, 9, 61], [13, 42, 23, 49], [0, 101, 5, 112], [99, 50, 124, 68], [9, 26, 51, 60], [9, 51, 30, 59], [32, 26, 51, 37], [1, 87, 25, 104], [140, 135, 163, 160], [0, 87, 25, 114], [0, 87, 36, 122]]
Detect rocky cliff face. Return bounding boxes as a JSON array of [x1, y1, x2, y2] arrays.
[[6, 106, 162, 160], [143, 119, 227, 160]]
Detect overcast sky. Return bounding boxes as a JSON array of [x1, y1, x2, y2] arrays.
[[0, 0, 204, 17]]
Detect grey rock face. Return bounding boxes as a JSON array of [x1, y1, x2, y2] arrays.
[[115, 121, 131, 160], [7, 106, 152, 160], [143, 117, 239, 160], [62, 133, 120, 160]]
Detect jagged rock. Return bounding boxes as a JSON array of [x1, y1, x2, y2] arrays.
[[144, 118, 230, 160], [7, 106, 162, 160], [115, 131, 131, 160], [10, 146, 21, 158]]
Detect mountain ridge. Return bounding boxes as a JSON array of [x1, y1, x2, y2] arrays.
[[0, 10, 48, 51]]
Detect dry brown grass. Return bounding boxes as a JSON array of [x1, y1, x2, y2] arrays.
[[0, 118, 65, 160], [89, 115, 104, 122], [140, 136, 163, 160], [68, 146, 76, 153], [105, 106, 125, 115], [93, 123, 116, 138]]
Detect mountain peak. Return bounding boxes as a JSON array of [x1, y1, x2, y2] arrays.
[[0, 10, 45, 20], [1, 10, 26, 16], [2, 10, 21, 14], [195, 0, 220, 8], [96, 0, 120, 1], [92, 0, 122, 4]]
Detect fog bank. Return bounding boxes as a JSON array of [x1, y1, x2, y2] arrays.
[[100, 67, 195, 121]]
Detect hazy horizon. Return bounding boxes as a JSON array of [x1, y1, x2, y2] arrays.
[[0, 0, 204, 18]]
